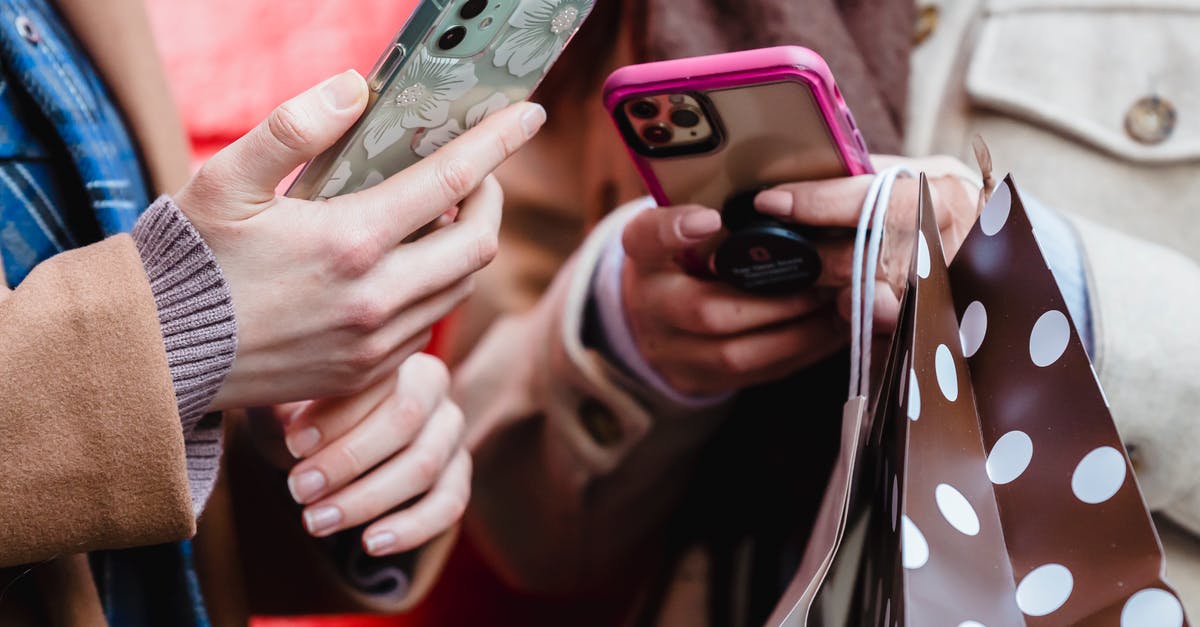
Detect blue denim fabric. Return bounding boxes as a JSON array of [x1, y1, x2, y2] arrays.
[[0, 1, 209, 625]]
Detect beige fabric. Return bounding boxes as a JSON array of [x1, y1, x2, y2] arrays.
[[0, 237, 194, 625], [908, 0, 1200, 613], [0, 236, 194, 568], [458, 0, 1200, 622]]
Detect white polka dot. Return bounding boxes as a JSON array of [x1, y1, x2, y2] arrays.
[[958, 622, 986, 627], [1016, 564, 1074, 616], [987, 431, 1034, 485], [1030, 310, 1071, 367], [1072, 446, 1127, 504], [935, 345, 958, 402], [981, 180, 1011, 236], [917, 231, 931, 278], [907, 368, 921, 421], [901, 515, 929, 570], [935, 484, 980, 536], [1121, 588, 1184, 627], [959, 301, 987, 358]]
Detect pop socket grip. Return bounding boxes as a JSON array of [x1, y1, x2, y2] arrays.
[[712, 189, 823, 294]]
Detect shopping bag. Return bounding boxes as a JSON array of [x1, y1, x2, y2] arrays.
[[768, 174, 1188, 626]]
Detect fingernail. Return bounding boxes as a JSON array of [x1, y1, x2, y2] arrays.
[[321, 70, 364, 111], [364, 532, 398, 555], [755, 190, 794, 217], [678, 210, 722, 239], [285, 427, 321, 458], [521, 103, 547, 138], [303, 506, 343, 536], [288, 469, 327, 504]]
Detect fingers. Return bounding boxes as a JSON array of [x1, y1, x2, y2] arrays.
[[646, 313, 847, 396], [283, 373, 395, 459], [621, 204, 723, 270], [754, 176, 875, 228], [362, 450, 471, 556], [202, 71, 369, 210], [287, 355, 449, 506], [634, 271, 832, 336], [301, 396, 465, 538], [337, 102, 545, 248], [371, 176, 501, 305]]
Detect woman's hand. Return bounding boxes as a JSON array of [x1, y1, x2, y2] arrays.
[[281, 353, 469, 556], [175, 70, 547, 409], [619, 206, 844, 397], [754, 156, 979, 334], [618, 156, 979, 398]]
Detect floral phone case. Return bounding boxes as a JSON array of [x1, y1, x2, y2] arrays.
[[286, 0, 594, 200]]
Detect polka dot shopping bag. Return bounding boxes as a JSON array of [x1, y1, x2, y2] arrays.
[[767, 174, 1187, 627]]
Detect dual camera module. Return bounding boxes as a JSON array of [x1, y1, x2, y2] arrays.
[[621, 93, 719, 155], [437, 0, 494, 52]]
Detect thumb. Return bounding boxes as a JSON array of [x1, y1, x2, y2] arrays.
[[203, 70, 369, 208], [621, 205, 722, 270]]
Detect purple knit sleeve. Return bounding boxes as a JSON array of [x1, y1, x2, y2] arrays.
[[132, 196, 238, 515]]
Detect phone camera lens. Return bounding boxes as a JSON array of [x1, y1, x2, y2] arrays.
[[670, 107, 702, 128], [629, 98, 660, 120], [437, 26, 468, 50], [642, 122, 674, 145], [460, 0, 488, 19]]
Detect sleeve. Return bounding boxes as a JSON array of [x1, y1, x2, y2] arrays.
[[455, 200, 732, 595], [0, 235, 194, 568], [132, 196, 238, 516], [1067, 214, 1200, 533]]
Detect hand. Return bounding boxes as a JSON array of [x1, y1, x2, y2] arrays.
[[620, 206, 845, 397], [753, 155, 980, 334], [175, 70, 547, 409], [281, 353, 469, 556]]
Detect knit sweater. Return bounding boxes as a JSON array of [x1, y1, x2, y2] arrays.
[[132, 196, 237, 514]]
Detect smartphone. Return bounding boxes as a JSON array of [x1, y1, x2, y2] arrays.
[[603, 46, 873, 294], [286, 0, 595, 200]]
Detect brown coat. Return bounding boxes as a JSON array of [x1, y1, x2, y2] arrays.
[[0, 2, 447, 624]]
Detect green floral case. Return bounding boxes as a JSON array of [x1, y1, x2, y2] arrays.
[[286, 0, 594, 200]]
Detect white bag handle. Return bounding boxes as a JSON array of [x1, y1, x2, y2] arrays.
[[849, 166, 914, 401]]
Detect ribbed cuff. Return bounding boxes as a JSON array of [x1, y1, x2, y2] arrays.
[[133, 195, 238, 514]]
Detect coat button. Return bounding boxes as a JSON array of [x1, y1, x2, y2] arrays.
[[14, 16, 39, 44], [914, 5, 939, 45], [579, 399, 622, 447], [1125, 95, 1176, 145]]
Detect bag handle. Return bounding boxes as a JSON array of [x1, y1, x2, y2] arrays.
[[849, 166, 915, 401]]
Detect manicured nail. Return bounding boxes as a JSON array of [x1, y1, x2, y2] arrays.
[[303, 506, 343, 536], [364, 532, 398, 555], [321, 70, 365, 111], [285, 427, 321, 458], [288, 469, 327, 504], [678, 210, 722, 239], [755, 190, 794, 217], [521, 103, 547, 138]]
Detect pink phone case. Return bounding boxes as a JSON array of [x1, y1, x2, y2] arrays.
[[603, 46, 873, 207]]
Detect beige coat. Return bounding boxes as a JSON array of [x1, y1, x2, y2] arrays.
[[0, 1, 449, 624], [455, 0, 1200, 622]]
